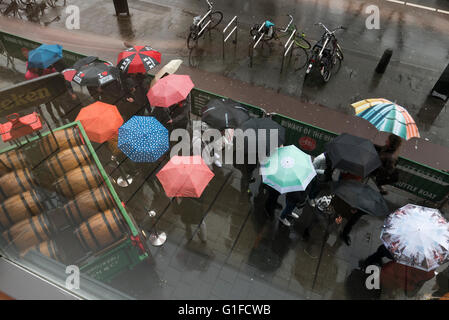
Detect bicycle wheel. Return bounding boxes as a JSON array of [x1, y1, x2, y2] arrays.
[[291, 46, 309, 71], [336, 44, 344, 61], [187, 31, 198, 50], [294, 35, 311, 50], [207, 11, 223, 30]]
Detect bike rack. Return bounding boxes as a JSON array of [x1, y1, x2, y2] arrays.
[[249, 21, 266, 68], [280, 28, 297, 74], [222, 15, 238, 60], [196, 9, 212, 38]]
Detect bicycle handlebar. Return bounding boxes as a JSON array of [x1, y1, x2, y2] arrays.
[[315, 22, 346, 35]]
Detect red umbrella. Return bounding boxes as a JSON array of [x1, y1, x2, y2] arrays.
[[117, 46, 161, 74], [156, 156, 214, 198], [75, 101, 124, 143], [147, 74, 194, 107]]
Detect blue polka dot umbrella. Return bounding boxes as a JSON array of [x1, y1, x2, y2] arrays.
[[118, 116, 169, 162]]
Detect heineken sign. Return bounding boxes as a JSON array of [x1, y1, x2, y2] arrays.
[[0, 73, 67, 117]]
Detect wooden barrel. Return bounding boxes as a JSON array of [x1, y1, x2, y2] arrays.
[[75, 208, 127, 252], [0, 150, 29, 175], [45, 145, 92, 178], [0, 168, 37, 201], [2, 214, 53, 252], [63, 186, 115, 226], [54, 165, 103, 199], [38, 127, 83, 158], [21, 240, 61, 261], [0, 190, 45, 231]]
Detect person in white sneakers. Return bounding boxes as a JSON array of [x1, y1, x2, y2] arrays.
[[278, 190, 308, 227]]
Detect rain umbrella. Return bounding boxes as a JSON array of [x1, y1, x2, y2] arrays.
[[61, 56, 105, 82], [237, 117, 285, 160], [150, 59, 183, 88], [118, 116, 169, 162], [72, 62, 120, 87], [147, 74, 194, 107], [117, 45, 161, 74], [201, 98, 250, 130], [75, 102, 124, 143], [332, 180, 389, 217], [351, 98, 420, 140], [381, 204, 449, 271], [325, 133, 381, 178], [156, 155, 214, 198], [28, 44, 63, 69], [260, 145, 316, 194]]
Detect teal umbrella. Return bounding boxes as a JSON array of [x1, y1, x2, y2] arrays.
[[260, 145, 316, 194]]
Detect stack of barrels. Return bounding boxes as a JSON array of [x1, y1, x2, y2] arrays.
[[0, 126, 129, 263]]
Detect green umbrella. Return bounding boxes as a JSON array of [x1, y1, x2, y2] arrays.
[[260, 145, 316, 194]]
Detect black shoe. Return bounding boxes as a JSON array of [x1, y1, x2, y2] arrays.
[[302, 229, 311, 242], [340, 233, 351, 246]]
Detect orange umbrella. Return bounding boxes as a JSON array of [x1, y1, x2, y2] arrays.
[[156, 156, 214, 198], [75, 101, 124, 143]]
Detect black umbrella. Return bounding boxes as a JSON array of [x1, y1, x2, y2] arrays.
[[72, 62, 120, 87], [72, 56, 100, 70], [325, 133, 381, 178], [201, 98, 250, 130], [333, 180, 389, 217], [237, 117, 286, 158]]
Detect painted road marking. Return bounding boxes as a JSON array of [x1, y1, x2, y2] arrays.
[[385, 0, 449, 15]]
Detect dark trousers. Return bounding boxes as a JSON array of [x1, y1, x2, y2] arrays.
[[342, 210, 365, 237], [364, 244, 394, 266], [264, 187, 280, 216], [308, 177, 320, 200]]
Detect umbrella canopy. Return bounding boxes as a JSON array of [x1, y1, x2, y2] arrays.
[[333, 180, 389, 217], [147, 74, 194, 107], [75, 102, 124, 143], [381, 204, 449, 271], [325, 133, 381, 178], [117, 45, 161, 74], [261, 145, 316, 194], [118, 116, 169, 162], [150, 59, 183, 88], [73, 56, 101, 70], [156, 156, 214, 198], [72, 62, 120, 87], [237, 117, 285, 160], [28, 44, 63, 69], [201, 98, 250, 130], [351, 98, 420, 140]]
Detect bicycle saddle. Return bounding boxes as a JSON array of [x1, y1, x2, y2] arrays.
[[264, 20, 275, 28]]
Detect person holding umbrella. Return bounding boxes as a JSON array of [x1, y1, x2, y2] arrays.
[[331, 180, 390, 245], [372, 134, 402, 195], [359, 204, 448, 296]]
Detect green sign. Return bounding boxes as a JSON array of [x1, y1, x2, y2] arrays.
[[395, 158, 449, 202], [81, 239, 142, 282], [191, 88, 266, 118], [0, 73, 67, 117], [271, 113, 338, 157]]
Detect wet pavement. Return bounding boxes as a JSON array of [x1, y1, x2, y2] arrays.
[[1, 0, 449, 300]]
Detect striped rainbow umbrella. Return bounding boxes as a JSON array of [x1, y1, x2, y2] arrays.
[[351, 98, 419, 140]]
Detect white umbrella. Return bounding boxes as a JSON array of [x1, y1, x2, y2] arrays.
[[381, 204, 449, 271], [150, 59, 183, 88]]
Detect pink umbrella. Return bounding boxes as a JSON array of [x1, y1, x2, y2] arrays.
[[147, 74, 194, 107], [156, 156, 214, 198]]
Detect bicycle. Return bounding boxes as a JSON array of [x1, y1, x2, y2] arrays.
[[305, 22, 345, 83], [186, 0, 223, 50], [249, 14, 311, 70]]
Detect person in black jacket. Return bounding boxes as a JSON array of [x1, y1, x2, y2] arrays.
[[372, 134, 402, 195]]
